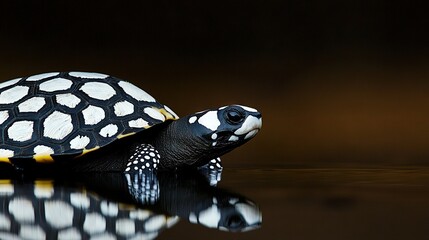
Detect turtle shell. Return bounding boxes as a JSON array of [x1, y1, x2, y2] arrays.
[[0, 72, 178, 163]]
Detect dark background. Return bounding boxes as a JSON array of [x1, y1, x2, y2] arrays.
[[1, 1, 429, 239], [2, 1, 429, 168]]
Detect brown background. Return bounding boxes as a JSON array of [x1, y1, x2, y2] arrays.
[[1, 1, 428, 168], [1, 1, 429, 239]]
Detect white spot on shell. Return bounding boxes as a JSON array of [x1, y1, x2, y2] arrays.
[[166, 216, 180, 228], [129, 209, 151, 220], [34, 185, 54, 198], [20, 225, 46, 240], [69, 72, 108, 79], [9, 198, 35, 223], [18, 97, 46, 112], [56, 93, 81, 108], [100, 201, 118, 217], [82, 105, 105, 125], [118, 81, 156, 102], [0, 111, 9, 125], [26, 72, 59, 81], [234, 115, 262, 135], [80, 82, 116, 100], [8, 120, 34, 142], [198, 111, 220, 131], [0, 78, 20, 89], [44, 200, 74, 229], [144, 108, 165, 121], [144, 215, 167, 232], [116, 218, 136, 236], [0, 213, 11, 230], [99, 124, 118, 138], [114, 101, 134, 117], [69, 135, 90, 149], [34, 145, 54, 155], [58, 228, 81, 240], [0, 183, 14, 196], [43, 111, 73, 140], [0, 85, 29, 104], [70, 193, 90, 209], [39, 78, 73, 92], [129, 118, 149, 128], [83, 212, 106, 234], [188, 116, 197, 124], [0, 149, 13, 158], [91, 234, 117, 240]]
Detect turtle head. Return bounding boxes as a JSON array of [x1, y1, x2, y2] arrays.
[[153, 105, 262, 169], [186, 105, 262, 160]]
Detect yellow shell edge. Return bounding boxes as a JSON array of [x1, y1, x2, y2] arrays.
[[78, 146, 101, 157], [118, 132, 136, 139], [34, 154, 54, 163], [0, 158, 11, 164], [160, 108, 178, 121], [34, 180, 54, 187]]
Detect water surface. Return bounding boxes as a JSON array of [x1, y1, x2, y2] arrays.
[[160, 167, 429, 240]]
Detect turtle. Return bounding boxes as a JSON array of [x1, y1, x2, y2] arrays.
[[0, 72, 262, 173]]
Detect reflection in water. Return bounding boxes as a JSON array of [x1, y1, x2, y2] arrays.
[[0, 170, 261, 239]]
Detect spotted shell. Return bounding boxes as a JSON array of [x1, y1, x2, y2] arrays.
[[0, 72, 178, 163]]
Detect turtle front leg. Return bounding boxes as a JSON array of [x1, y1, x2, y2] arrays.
[[124, 144, 160, 173], [202, 157, 223, 171], [124, 144, 161, 204]]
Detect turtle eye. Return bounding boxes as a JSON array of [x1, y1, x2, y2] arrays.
[[226, 109, 245, 124]]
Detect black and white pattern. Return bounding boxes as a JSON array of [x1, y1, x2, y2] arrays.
[[0, 180, 174, 240], [187, 196, 262, 232], [198, 158, 223, 186], [126, 172, 160, 205], [125, 144, 160, 173], [0, 169, 262, 239], [0, 72, 178, 162], [186, 105, 262, 149]]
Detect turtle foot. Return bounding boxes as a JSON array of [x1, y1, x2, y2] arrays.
[[125, 172, 159, 205]]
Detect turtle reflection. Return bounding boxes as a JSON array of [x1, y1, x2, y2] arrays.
[[0, 170, 261, 239]]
